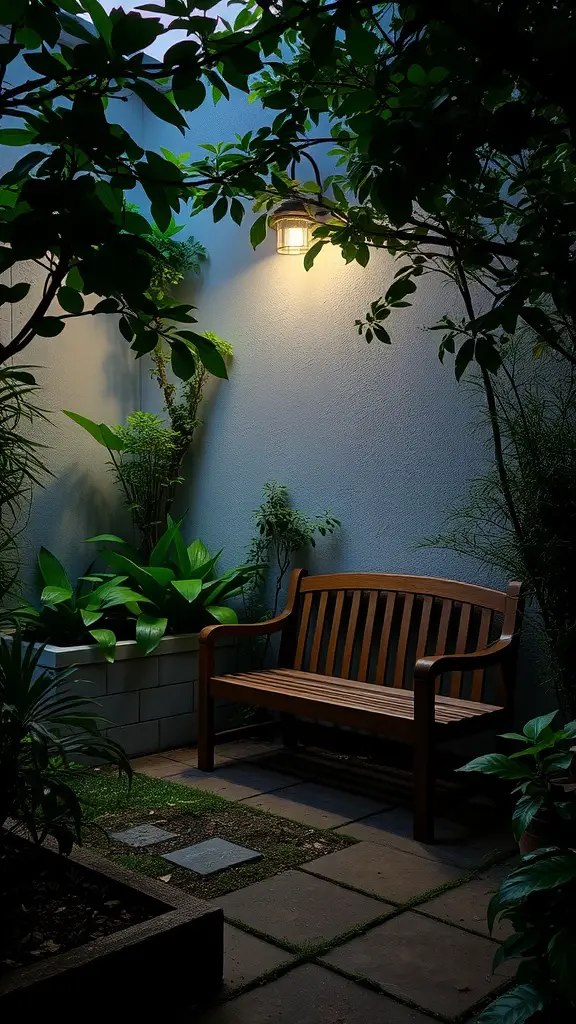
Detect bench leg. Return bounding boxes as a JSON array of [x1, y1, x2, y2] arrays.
[[280, 712, 299, 750], [198, 684, 215, 772], [413, 736, 435, 843]]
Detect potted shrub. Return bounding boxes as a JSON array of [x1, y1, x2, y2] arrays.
[[458, 711, 576, 853], [13, 521, 261, 756], [477, 846, 576, 1023], [0, 634, 222, 1008]]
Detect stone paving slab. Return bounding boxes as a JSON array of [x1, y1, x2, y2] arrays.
[[174, 763, 300, 801], [198, 963, 435, 1023], [321, 911, 513, 1020], [109, 823, 178, 847], [242, 782, 388, 829], [145, 747, 233, 768], [302, 841, 466, 902], [417, 863, 515, 938], [337, 807, 515, 869], [223, 924, 293, 992], [216, 869, 387, 947], [164, 838, 262, 875], [130, 755, 196, 778]]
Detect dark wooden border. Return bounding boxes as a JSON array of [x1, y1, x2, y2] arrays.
[[0, 835, 223, 1009]]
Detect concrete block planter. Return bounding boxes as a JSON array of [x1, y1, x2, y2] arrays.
[[0, 839, 223, 1010], [24, 633, 237, 757]]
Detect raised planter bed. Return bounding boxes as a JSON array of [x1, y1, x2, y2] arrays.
[[22, 633, 237, 757], [0, 836, 223, 1010]]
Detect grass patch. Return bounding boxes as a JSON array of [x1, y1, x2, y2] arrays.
[[69, 768, 353, 902], [72, 768, 226, 821]]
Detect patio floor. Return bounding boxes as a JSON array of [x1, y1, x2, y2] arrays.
[[130, 739, 516, 1022]]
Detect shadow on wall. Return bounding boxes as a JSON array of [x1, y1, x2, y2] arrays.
[[20, 464, 129, 592]]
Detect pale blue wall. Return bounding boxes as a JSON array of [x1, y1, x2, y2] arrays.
[[141, 93, 490, 586]]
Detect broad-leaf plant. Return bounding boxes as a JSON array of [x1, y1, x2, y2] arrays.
[[88, 517, 263, 653], [16, 545, 150, 661]]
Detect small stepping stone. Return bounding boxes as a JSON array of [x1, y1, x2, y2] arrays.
[[163, 838, 261, 876], [110, 824, 178, 848]]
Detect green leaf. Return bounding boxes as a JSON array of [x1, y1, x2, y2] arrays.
[[149, 520, 182, 567], [0, 0, 28, 22], [41, 584, 73, 605], [475, 985, 543, 1024], [523, 711, 558, 742], [98, 586, 153, 608], [512, 795, 543, 842], [304, 240, 325, 271], [213, 196, 228, 223], [81, 609, 103, 627], [226, 45, 262, 76], [170, 339, 197, 381], [35, 317, 65, 337], [171, 579, 203, 603], [187, 539, 212, 572], [206, 605, 238, 624], [456, 753, 533, 779], [111, 12, 162, 54], [250, 214, 268, 249], [135, 614, 168, 654], [131, 81, 188, 132], [0, 128, 36, 146], [88, 628, 116, 663], [181, 333, 228, 379], [548, 928, 576, 996], [407, 64, 427, 86], [102, 551, 164, 604], [230, 198, 244, 225], [62, 411, 108, 448], [455, 337, 475, 381], [496, 852, 576, 907], [38, 547, 72, 591], [173, 77, 206, 112], [58, 286, 84, 314], [81, 0, 112, 45]]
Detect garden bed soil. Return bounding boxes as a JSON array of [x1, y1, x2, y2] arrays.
[[86, 798, 353, 901], [1, 837, 161, 971], [0, 834, 223, 1010]]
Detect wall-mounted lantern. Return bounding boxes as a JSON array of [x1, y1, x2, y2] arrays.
[[270, 201, 317, 255], [270, 153, 325, 256]]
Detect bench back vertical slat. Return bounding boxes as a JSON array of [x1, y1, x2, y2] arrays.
[[325, 590, 345, 675], [358, 591, 378, 682], [415, 595, 433, 663], [375, 592, 396, 684], [434, 598, 453, 693], [450, 603, 472, 697], [309, 590, 328, 673], [393, 593, 414, 688], [341, 590, 362, 678], [471, 608, 493, 701], [293, 573, 521, 705], [294, 591, 313, 670]]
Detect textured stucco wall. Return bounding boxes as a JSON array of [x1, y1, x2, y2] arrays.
[[141, 97, 489, 587]]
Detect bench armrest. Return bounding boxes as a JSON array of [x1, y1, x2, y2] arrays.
[[198, 567, 307, 651], [414, 634, 520, 683], [198, 611, 293, 649]]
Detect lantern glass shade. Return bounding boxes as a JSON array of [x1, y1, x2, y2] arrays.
[[271, 204, 316, 254]]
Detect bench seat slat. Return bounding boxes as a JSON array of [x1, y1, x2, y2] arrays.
[[210, 669, 502, 726]]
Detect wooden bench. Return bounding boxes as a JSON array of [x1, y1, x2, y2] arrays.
[[198, 570, 522, 842]]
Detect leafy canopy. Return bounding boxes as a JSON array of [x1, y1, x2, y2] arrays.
[[184, 0, 576, 378]]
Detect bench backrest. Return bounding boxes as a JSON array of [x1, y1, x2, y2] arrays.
[[287, 572, 522, 704]]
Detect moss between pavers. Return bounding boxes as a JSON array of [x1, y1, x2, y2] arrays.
[[72, 769, 354, 901]]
